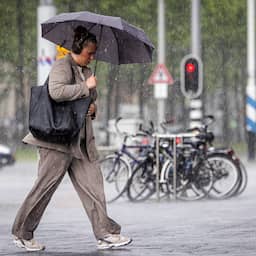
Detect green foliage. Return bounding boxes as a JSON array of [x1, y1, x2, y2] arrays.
[[0, 1, 18, 64], [0, 0, 37, 86], [0, 0, 248, 104], [165, 0, 190, 80], [201, 0, 246, 91]]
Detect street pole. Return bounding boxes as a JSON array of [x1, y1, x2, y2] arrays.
[[37, 0, 56, 85], [16, 0, 25, 138], [154, 0, 167, 201], [190, 0, 203, 128], [246, 0, 256, 160], [191, 0, 201, 57], [155, 0, 167, 129]]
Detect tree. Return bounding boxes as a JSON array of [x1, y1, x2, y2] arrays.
[[0, 0, 249, 146], [202, 0, 246, 144]]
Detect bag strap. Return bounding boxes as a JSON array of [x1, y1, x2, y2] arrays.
[[45, 61, 75, 86]]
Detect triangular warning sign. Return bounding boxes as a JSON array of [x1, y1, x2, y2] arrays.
[[148, 64, 174, 85]]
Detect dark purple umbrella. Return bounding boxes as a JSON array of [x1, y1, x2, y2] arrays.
[[41, 11, 154, 65]]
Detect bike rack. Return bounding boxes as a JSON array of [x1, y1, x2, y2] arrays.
[[153, 133, 197, 201]]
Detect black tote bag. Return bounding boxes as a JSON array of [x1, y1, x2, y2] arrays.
[[29, 80, 92, 144]]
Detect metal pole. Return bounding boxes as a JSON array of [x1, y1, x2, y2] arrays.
[[191, 0, 201, 57], [154, 0, 166, 201], [16, 0, 25, 137], [246, 0, 256, 160], [156, 136, 160, 201], [154, 133, 196, 201], [190, 0, 203, 128], [155, 0, 167, 129], [37, 0, 56, 85], [173, 137, 177, 199], [158, 0, 165, 65]]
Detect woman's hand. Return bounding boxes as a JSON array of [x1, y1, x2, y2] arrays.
[[86, 75, 97, 89], [87, 103, 96, 116]]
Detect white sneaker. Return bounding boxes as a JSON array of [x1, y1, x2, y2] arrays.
[[13, 236, 45, 251], [97, 234, 132, 250]]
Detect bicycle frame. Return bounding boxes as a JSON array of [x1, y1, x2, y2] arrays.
[[114, 136, 153, 170]]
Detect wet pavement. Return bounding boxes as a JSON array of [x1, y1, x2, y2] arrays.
[[0, 159, 255, 256]]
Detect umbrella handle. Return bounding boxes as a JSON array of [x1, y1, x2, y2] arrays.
[[93, 60, 98, 76], [93, 25, 103, 76]]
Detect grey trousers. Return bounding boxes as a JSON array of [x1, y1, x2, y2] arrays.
[[12, 147, 121, 240]]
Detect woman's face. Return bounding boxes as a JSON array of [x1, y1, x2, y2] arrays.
[[79, 42, 97, 66]]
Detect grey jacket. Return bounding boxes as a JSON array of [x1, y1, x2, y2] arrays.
[[23, 54, 99, 161]]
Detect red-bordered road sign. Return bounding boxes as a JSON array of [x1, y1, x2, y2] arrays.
[[148, 63, 174, 84]]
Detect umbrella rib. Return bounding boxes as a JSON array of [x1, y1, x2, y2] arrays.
[[110, 27, 120, 65], [88, 23, 96, 32], [94, 25, 103, 75]]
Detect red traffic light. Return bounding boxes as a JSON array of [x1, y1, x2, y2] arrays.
[[180, 55, 203, 99], [186, 62, 196, 73]]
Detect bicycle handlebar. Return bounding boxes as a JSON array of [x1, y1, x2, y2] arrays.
[[114, 115, 215, 146], [114, 117, 153, 143], [114, 117, 127, 137]]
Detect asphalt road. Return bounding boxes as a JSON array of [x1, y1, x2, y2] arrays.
[[0, 159, 255, 256]]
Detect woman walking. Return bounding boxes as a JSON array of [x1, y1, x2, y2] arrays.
[[12, 26, 132, 251]]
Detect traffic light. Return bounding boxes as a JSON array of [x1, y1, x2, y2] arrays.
[[180, 54, 203, 99]]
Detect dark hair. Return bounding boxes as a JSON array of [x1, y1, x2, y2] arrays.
[[71, 26, 97, 54]]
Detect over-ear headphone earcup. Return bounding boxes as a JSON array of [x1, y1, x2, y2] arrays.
[[71, 26, 96, 54], [72, 36, 83, 54], [72, 33, 88, 54], [78, 38, 84, 53]]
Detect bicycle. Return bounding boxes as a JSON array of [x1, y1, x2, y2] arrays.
[[168, 115, 246, 200], [127, 115, 247, 202], [127, 135, 214, 202], [100, 117, 153, 203]]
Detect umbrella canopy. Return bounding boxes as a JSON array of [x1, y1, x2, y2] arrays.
[[41, 11, 154, 65]]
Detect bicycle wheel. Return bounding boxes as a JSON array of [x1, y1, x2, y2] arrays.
[[207, 153, 241, 199], [160, 160, 190, 193], [233, 161, 248, 197], [127, 160, 156, 202], [100, 155, 131, 203], [161, 160, 213, 201]]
